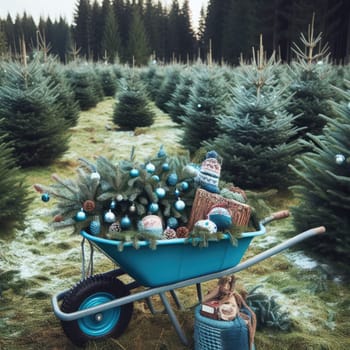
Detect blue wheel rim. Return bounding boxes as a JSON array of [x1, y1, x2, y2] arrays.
[[78, 292, 120, 337]]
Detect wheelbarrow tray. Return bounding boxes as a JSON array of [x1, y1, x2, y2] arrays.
[[81, 227, 265, 288]]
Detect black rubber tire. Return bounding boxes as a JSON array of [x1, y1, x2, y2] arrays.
[[60, 274, 133, 347]]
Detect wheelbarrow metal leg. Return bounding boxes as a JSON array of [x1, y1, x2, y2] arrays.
[[159, 292, 188, 346], [196, 283, 203, 303], [170, 290, 183, 310]]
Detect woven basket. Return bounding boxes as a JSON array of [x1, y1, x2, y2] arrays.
[[194, 305, 254, 350], [188, 189, 251, 231]]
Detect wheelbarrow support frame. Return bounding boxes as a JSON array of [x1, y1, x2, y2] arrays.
[[52, 210, 325, 346]]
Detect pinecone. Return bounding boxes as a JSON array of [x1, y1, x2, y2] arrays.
[[162, 227, 177, 239], [176, 226, 189, 238], [109, 221, 121, 233]]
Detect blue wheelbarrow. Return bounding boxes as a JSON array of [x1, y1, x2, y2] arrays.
[[51, 210, 325, 347]]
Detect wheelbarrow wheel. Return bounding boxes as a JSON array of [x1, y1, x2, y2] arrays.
[[60, 274, 133, 347]]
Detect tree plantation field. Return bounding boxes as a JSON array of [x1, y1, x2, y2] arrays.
[[1, 97, 350, 350]]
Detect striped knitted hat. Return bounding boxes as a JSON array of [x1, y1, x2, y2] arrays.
[[199, 151, 221, 193]]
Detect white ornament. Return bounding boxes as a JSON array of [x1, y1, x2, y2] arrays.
[[90, 172, 101, 181], [335, 154, 346, 165], [104, 209, 116, 223], [146, 162, 156, 173]]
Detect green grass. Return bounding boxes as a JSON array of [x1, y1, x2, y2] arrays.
[[1, 97, 349, 350]]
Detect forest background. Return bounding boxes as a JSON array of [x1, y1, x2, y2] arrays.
[[0, 0, 349, 65]]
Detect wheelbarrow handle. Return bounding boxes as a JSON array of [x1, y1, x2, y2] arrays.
[[260, 210, 290, 225]]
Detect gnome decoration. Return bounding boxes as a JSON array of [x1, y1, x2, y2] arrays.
[[199, 151, 221, 194]]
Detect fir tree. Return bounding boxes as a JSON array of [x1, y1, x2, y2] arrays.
[[126, 4, 151, 66], [0, 59, 70, 167], [42, 56, 80, 127], [113, 69, 155, 130], [155, 64, 182, 113], [165, 66, 194, 124], [73, 0, 92, 59], [204, 41, 302, 189], [101, 1, 121, 63], [289, 80, 350, 267], [0, 131, 31, 234], [140, 63, 164, 101], [34, 145, 199, 246], [285, 16, 340, 140], [96, 64, 118, 97], [64, 63, 103, 110], [180, 64, 230, 154]]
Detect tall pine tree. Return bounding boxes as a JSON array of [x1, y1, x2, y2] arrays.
[[101, 0, 121, 63], [126, 3, 151, 66]]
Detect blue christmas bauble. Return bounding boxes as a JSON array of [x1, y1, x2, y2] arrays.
[[130, 168, 139, 177], [174, 199, 186, 211], [174, 189, 180, 197], [152, 175, 160, 182], [75, 209, 87, 222], [167, 217, 178, 229], [157, 145, 166, 158], [146, 162, 156, 173], [167, 173, 178, 186], [89, 217, 101, 235], [208, 207, 232, 231], [162, 163, 170, 171], [110, 200, 117, 209], [120, 215, 132, 229], [41, 193, 50, 202], [104, 209, 116, 223], [155, 187, 166, 198], [149, 202, 159, 213], [180, 181, 189, 191]]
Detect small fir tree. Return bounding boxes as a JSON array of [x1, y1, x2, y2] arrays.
[[113, 70, 155, 130], [96, 64, 118, 97], [140, 64, 165, 101], [165, 67, 194, 124], [42, 56, 80, 127], [285, 15, 340, 140], [155, 64, 183, 113], [0, 132, 31, 234], [205, 40, 302, 189], [64, 63, 104, 110], [180, 64, 230, 154], [289, 81, 350, 267], [0, 59, 70, 167]]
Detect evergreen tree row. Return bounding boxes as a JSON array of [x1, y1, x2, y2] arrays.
[[202, 0, 350, 64], [1, 0, 350, 65], [0, 0, 197, 65]]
